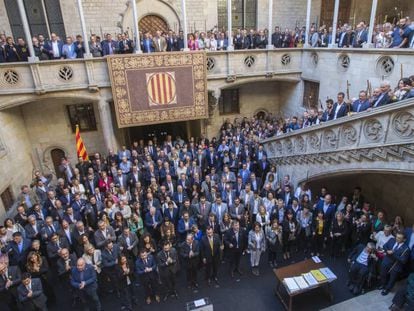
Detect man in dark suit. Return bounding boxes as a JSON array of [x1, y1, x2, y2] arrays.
[[59, 187, 74, 208], [71, 258, 101, 310], [322, 98, 335, 122], [347, 242, 377, 295], [379, 232, 410, 295], [17, 273, 48, 310], [157, 241, 179, 301], [94, 221, 116, 250], [101, 33, 118, 55], [118, 33, 133, 54], [56, 248, 77, 297], [166, 30, 178, 52], [230, 198, 245, 221], [194, 196, 211, 228], [256, 155, 270, 183], [24, 215, 43, 241], [180, 234, 200, 290], [0, 263, 21, 310], [224, 220, 247, 277], [352, 91, 371, 113], [332, 92, 349, 120], [118, 227, 139, 260], [315, 194, 336, 229], [47, 232, 69, 265], [163, 201, 179, 227], [271, 26, 283, 48], [4, 232, 31, 269], [101, 241, 120, 295], [372, 82, 391, 108], [201, 226, 222, 285], [135, 249, 160, 304], [44, 32, 63, 59]]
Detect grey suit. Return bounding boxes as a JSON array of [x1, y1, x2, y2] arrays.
[[194, 201, 211, 227], [118, 232, 139, 257], [94, 227, 116, 249], [230, 203, 245, 220]]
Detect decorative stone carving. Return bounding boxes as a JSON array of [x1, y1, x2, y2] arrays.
[[323, 129, 338, 148], [341, 125, 358, 145], [337, 54, 350, 72], [308, 133, 320, 150], [311, 52, 318, 67], [376, 56, 394, 77], [58, 66, 74, 82], [281, 54, 291, 66], [2, 69, 19, 85], [275, 141, 283, 155], [295, 136, 305, 153], [244, 56, 255, 68], [392, 111, 414, 138], [267, 142, 276, 157], [363, 119, 384, 142], [284, 139, 293, 154], [206, 57, 215, 71], [269, 144, 414, 166]]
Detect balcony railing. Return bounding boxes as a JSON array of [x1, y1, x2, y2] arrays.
[[262, 98, 414, 163]]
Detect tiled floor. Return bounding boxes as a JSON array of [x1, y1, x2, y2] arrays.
[[321, 286, 402, 311]]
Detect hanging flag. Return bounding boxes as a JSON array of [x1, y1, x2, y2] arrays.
[[75, 125, 89, 161]]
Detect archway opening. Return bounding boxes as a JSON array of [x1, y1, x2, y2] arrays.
[[139, 15, 169, 35]]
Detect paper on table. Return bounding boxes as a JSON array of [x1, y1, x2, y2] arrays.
[[194, 299, 206, 307], [320, 267, 337, 280], [310, 269, 327, 282], [293, 276, 309, 289], [312, 256, 321, 263], [303, 272, 318, 286], [284, 277, 300, 292]]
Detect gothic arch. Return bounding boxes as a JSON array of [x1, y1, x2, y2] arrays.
[[122, 0, 181, 34], [42, 144, 69, 178]]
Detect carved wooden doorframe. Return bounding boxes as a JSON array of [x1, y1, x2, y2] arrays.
[[139, 14, 169, 35]]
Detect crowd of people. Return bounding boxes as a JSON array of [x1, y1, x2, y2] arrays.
[[1, 99, 414, 310], [250, 75, 414, 139], [0, 16, 413, 63]]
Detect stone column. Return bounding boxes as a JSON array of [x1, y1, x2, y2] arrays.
[[304, 0, 312, 48], [181, 0, 189, 51], [227, 0, 234, 50], [363, 0, 378, 48], [98, 98, 118, 152], [76, 0, 91, 57], [17, 0, 38, 62], [328, 0, 340, 48], [266, 0, 273, 49], [131, 0, 142, 53]]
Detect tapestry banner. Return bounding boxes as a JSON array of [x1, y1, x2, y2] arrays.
[[107, 51, 208, 128]]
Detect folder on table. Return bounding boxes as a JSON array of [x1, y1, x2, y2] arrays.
[[320, 267, 337, 281], [302, 272, 318, 286], [284, 277, 300, 292], [310, 269, 327, 282]]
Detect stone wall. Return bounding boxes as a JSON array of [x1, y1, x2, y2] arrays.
[[0, 0, 12, 35], [0, 107, 33, 215], [20, 99, 107, 169]]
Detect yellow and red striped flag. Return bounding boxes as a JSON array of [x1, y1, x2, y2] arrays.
[[75, 125, 89, 161]]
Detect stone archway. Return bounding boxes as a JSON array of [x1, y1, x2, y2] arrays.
[[42, 145, 68, 180], [139, 14, 169, 35]]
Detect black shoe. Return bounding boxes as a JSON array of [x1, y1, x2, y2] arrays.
[[236, 269, 243, 276], [214, 278, 219, 285], [348, 284, 355, 292], [193, 283, 199, 289], [163, 295, 169, 302], [378, 285, 384, 290], [353, 287, 360, 295], [381, 289, 390, 296], [207, 279, 211, 286], [173, 291, 179, 299], [231, 271, 235, 278]]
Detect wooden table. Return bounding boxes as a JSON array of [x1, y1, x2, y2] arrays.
[[273, 259, 334, 311]]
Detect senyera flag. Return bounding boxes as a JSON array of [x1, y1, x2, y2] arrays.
[[75, 124, 89, 161]]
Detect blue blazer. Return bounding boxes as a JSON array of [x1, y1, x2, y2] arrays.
[[382, 238, 410, 272], [332, 102, 348, 119], [71, 264, 97, 289], [4, 239, 31, 266], [101, 40, 118, 56], [177, 218, 196, 235], [316, 201, 336, 221], [44, 40, 63, 58], [142, 39, 155, 53], [135, 254, 157, 275], [144, 210, 163, 229], [352, 100, 370, 112]]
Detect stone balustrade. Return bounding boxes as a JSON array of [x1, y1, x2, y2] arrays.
[[262, 97, 414, 184]]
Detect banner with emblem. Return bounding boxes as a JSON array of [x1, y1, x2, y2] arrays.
[[107, 51, 208, 128]]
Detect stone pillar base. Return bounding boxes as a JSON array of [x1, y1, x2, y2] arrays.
[[266, 45, 274, 50], [227, 46, 234, 51], [362, 43, 375, 48], [328, 43, 338, 48]]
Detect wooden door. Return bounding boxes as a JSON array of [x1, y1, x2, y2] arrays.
[[51, 148, 65, 179], [139, 15, 169, 35]]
